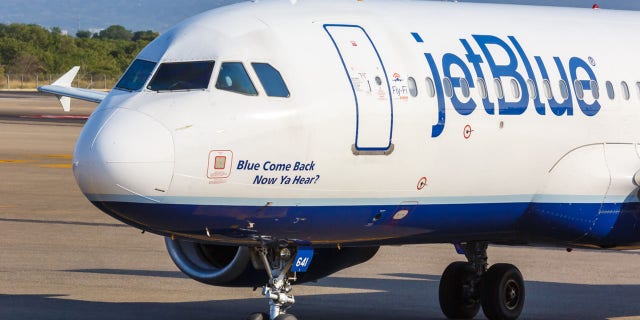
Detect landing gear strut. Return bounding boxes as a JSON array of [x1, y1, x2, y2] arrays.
[[247, 245, 299, 320], [439, 242, 525, 320]]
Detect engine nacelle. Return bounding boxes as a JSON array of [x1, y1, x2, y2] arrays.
[[165, 237, 379, 287], [165, 237, 264, 286]]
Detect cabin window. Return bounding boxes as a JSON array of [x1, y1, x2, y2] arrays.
[[215, 62, 258, 95], [252, 63, 290, 97], [591, 80, 600, 99], [460, 78, 470, 98], [543, 79, 552, 99], [147, 61, 215, 91], [443, 78, 453, 98], [477, 78, 488, 99], [510, 78, 520, 99], [425, 77, 436, 97], [527, 79, 537, 100], [494, 78, 504, 99], [574, 80, 584, 100], [116, 59, 157, 91], [621, 81, 630, 100], [408, 77, 418, 97], [636, 82, 640, 99], [559, 80, 569, 101], [606, 81, 615, 100]]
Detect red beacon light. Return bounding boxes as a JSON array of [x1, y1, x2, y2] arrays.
[[592, 4, 600, 9]]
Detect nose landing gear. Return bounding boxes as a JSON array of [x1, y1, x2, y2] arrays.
[[247, 246, 300, 320], [439, 242, 525, 320]]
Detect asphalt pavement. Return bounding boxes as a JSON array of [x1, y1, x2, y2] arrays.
[[1, 91, 639, 320]]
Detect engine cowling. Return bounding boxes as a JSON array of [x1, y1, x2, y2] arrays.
[[165, 237, 264, 286], [165, 237, 379, 287]]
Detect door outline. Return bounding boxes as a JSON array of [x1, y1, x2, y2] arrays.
[[324, 24, 394, 154]]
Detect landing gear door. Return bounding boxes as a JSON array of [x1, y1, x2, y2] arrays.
[[324, 24, 393, 154]]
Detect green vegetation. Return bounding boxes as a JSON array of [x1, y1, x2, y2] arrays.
[[0, 23, 158, 79]]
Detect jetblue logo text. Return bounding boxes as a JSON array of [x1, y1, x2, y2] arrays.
[[412, 33, 601, 137]]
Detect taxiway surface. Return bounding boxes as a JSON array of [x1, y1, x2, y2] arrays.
[[1, 91, 639, 320]]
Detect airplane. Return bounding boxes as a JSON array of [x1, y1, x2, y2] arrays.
[[37, 0, 640, 319]]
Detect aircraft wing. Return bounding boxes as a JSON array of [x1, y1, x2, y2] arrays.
[[37, 66, 108, 111]]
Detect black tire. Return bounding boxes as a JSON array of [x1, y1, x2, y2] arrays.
[[439, 261, 481, 319], [480, 263, 525, 320], [246, 312, 269, 320], [274, 314, 298, 320]]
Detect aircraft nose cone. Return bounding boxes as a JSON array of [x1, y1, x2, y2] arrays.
[[73, 108, 174, 202]]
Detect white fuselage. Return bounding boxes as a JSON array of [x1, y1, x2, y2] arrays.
[[72, 0, 640, 247]]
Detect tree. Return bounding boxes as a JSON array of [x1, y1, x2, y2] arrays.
[[6, 52, 44, 74], [4, 24, 53, 49], [0, 37, 22, 65], [132, 30, 158, 42], [76, 30, 92, 39], [51, 27, 62, 35], [0, 22, 156, 78], [95, 25, 132, 41]]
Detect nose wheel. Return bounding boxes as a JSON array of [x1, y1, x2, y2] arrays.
[[439, 243, 525, 320], [439, 262, 480, 319], [480, 263, 525, 320], [247, 313, 298, 320]]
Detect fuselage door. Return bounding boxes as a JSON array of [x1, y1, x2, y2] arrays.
[[324, 24, 393, 154]]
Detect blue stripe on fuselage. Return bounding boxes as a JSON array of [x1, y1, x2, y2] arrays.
[[85, 194, 624, 206], [90, 196, 640, 248]]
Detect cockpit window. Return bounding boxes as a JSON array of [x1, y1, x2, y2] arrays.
[[115, 59, 156, 91], [147, 61, 215, 91], [252, 63, 290, 98], [215, 62, 258, 96]]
